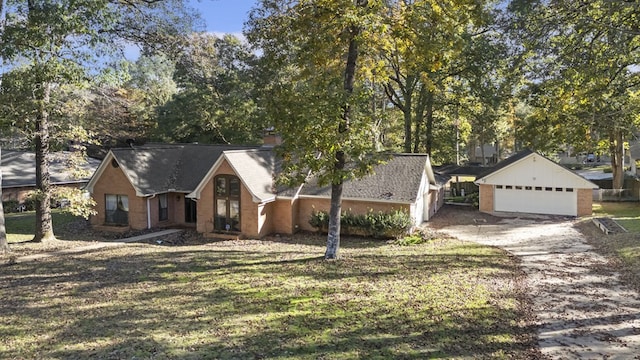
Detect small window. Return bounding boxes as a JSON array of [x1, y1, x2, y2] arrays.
[[159, 194, 168, 221], [525, 186, 532, 190], [496, 185, 503, 189], [105, 194, 128, 225], [556, 188, 563, 192], [506, 185, 513, 189], [566, 188, 574, 192], [515, 186, 523, 190], [535, 186, 542, 191], [545, 187, 553, 191]]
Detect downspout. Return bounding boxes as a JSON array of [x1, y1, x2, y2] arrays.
[[146, 194, 157, 229]]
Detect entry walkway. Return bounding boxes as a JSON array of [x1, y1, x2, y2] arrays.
[[11, 229, 182, 264]]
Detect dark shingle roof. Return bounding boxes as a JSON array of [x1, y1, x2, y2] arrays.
[[297, 154, 432, 202], [436, 164, 492, 177], [1, 151, 101, 188], [111, 144, 258, 195]]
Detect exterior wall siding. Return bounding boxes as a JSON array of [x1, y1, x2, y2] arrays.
[[577, 188, 593, 216], [478, 184, 494, 213], [90, 162, 146, 230], [271, 199, 295, 234], [170, 193, 192, 227], [424, 187, 446, 221]]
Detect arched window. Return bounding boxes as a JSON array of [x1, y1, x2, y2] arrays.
[[214, 175, 241, 232]]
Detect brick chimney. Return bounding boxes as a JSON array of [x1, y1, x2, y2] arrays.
[[262, 127, 282, 148]]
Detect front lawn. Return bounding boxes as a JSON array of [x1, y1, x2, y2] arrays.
[[592, 201, 640, 233], [5, 210, 87, 243], [0, 235, 537, 359], [585, 202, 640, 291]]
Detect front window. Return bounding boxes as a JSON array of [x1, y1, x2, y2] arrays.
[[214, 175, 241, 232], [159, 194, 168, 221], [105, 194, 128, 225]]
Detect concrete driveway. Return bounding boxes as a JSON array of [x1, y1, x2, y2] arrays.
[[430, 206, 640, 359]]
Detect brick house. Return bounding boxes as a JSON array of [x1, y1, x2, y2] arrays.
[[85, 143, 449, 238]]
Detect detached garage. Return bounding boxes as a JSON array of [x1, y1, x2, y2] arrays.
[[475, 150, 598, 217]]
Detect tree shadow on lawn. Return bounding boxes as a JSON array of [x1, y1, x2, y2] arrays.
[[0, 240, 535, 359], [41, 300, 535, 360]]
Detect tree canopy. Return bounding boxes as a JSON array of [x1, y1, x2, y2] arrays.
[[509, 0, 640, 188], [0, 0, 200, 241]]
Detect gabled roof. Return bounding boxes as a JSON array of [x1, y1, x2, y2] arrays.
[[475, 149, 534, 181], [295, 154, 445, 203], [189, 148, 277, 203], [475, 149, 598, 188], [1, 151, 101, 188], [224, 149, 277, 202], [86, 144, 258, 196], [88, 145, 446, 205]]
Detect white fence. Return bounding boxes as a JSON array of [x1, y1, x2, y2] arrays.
[[593, 189, 639, 202]]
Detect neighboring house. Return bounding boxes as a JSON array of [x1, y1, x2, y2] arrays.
[[474, 149, 598, 217], [85, 143, 449, 238], [1, 150, 101, 204], [469, 143, 500, 165]]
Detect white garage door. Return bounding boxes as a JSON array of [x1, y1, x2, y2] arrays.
[[494, 185, 577, 216]]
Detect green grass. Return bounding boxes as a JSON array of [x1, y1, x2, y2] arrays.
[[592, 202, 640, 233], [0, 234, 536, 359], [5, 210, 82, 243], [586, 202, 640, 291]]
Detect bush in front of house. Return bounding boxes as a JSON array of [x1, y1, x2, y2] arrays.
[[309, 209, 412, 239], [2, 200, 21, 213]]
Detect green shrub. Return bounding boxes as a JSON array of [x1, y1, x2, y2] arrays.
[[395, 234, 425, 246], [309, 209, 412, 239], [23, 193, 37, 211], [394, 228, 443, 246], [2, 200, 20, 213], [467, 192, 479, 208], [308, 210, 330, 230]]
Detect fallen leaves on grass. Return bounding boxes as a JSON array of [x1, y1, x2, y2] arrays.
[[0, 234, 537, 359]]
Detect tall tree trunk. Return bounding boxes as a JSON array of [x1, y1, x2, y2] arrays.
[[325, 152, 345, 259], [413, 111, 421, 153], [479, 131, 487, 166], [403, 75, 414, 153], [326, 7, 363, 259], [0, 0, 10, 253], [610, 129, 624, 190], [424, 89, 434, 156], [0, 148, 9, 254], [33, 81, 55, 242], [412, 84, 425, 153]]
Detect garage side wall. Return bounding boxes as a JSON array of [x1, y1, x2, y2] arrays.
[[577, 189, 593, 216], [478, 184, 494, 213]]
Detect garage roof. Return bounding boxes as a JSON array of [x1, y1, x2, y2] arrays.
[[475, 149, 598, 189]]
